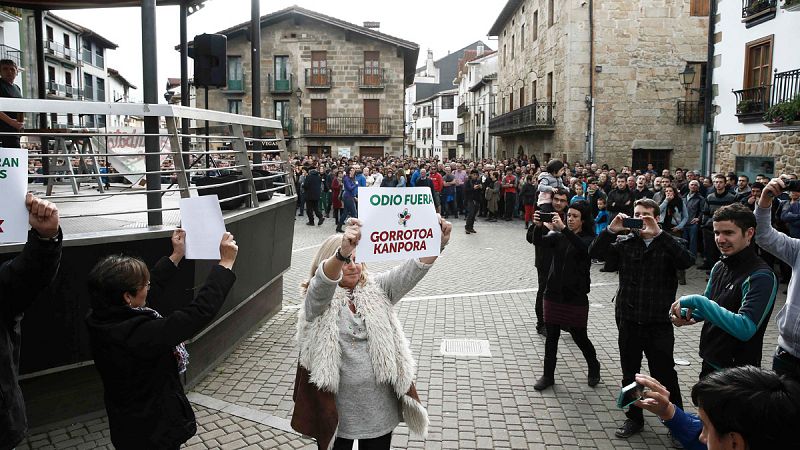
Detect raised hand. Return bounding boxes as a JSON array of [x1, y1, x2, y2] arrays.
[[341, 218, 362, 257], [26, 193, 59, 238], [219, 232, 238, 269], [169, 228, 186, 265]]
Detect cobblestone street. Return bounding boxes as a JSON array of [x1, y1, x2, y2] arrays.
[[19, 215, 786, 449]]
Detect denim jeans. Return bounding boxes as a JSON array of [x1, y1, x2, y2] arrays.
[[342, 196, 358, 222], [682, 223, 699, 258]]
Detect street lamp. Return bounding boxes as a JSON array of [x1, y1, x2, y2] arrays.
[[680, 64, 696, 90], [294, 87, 303, 106]]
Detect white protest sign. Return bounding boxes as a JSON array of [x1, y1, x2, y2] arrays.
[[0, 148, 29, 243], [355, 187, 441, 263], [179, 195, 226, 260]]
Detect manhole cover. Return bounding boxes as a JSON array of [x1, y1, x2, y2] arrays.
[[440, 339, 491, 357]]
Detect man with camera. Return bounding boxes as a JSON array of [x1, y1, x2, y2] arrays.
[[753, 178, 800, 381], [589, 198, 694, 443], [671, 203, 778, 380]]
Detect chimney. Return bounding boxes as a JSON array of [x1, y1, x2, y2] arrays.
[[363, 21, 380, 30], [426, 49, 435, 77], [477, 44, 484, 56]]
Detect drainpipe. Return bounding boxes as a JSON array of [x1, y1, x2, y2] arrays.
[[701, 0, 717, 176], [586, 0, 595, 163]]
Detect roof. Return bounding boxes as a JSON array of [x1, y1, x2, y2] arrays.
[[414, 88, 457, 105], [46, 12, 118, 49], [469, 74, 496, 92], [107, 68, 137, 89], [182, 5, 420, 86], [488, 0, 524, 36], [414, 41, 492, 100], [0, 1, 205, 9]]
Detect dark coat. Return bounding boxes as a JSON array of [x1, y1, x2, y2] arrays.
[[607, 187, 634, 216], [533, 227, 593, 305], [589, 229, 694, 324], [86, 258, 235, 449], [303, 170, 323, 201], [520, 183, 538, 205], [0, 230, 62, 450]]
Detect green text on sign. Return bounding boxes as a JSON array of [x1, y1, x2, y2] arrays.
[[369, 193, 433, 206]]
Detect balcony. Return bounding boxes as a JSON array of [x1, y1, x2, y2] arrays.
[[82, 48, 92, 64], [301, 116, 394, 137], [358, 68, 385, 89], [95, 54, 104, 69], [742, 0, 777, 26], [268, 74, 293, 94], [0, 44, 22, 67], [225, 74, 246, 93], [45, 40, 78, 65], [734, 86, 770, 123], [677, 100, 705, 125], [83, 87, 94, 101], [457, 103, 469, 118], [304, 68, 332, 89], [97, 88, 106, 102], [282, 118, 294, 136], [456, 132, 465, 144], [489, 102, 556, 136]]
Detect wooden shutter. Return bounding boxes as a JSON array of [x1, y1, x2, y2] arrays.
[[311, 99, 327, 134], [690, 0, 710, 17], [364, 99, 380, 134], [311, 51, 327, 85], [744, 36, 773, 89]]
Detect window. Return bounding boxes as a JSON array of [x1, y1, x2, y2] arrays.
[[532, 80, 537, 102], [503, 45, 507, 66], [63, 34, 70, 49], [743, 35, 773, 89], [46, 25, 53, 42], [95, 47, 104, 68], [82, 39, 92, 64], [548, 0, 554, 27], [520, 86, 525, 107], [547, 72, 553, 103], [274, 55, 289, 81], [690, 0, 709, 16], [521, 24, 525, 49], [84, 73, 93, 100], [228, 56, 243, 82], [441, 95, 455, 109], [735, 156, 774, 181], [363, 51, 381, 85], [274, 100, 289, 126], [416, 129, 420, 139], [533, 11, 538, 41], [509, 92, 514, 111], [96, 78, 105, 101], [228, 99, 242, 114], [511, 35, 515, 60], [441, 121, 454, 135]]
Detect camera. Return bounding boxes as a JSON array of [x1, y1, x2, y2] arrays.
[[785, 180, 800, 192], [539, 212, 555, 223], [622, 217, 644, 229], [616, 381, 645, 409]]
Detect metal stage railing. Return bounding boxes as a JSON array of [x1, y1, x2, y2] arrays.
[[0, 98, 295, 229]]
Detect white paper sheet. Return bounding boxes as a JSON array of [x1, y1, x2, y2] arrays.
[[179, 195, 226, 260], [0, 148, 29, 244]]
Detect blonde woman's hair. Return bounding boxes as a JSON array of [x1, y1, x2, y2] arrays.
[[300, 234, 368, 293]]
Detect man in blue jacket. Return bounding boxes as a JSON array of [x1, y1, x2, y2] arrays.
[[671, 203, 778, 379], [1, 194, 62, 450]]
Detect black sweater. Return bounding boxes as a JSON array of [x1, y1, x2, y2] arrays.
[[533, 227, 593, 304]]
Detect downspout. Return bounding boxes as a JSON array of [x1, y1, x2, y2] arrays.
[[701, 0, 717, 176], [587, 0, 595, 163]]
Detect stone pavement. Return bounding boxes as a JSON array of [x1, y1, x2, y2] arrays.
[[17, 213, 787, 449]]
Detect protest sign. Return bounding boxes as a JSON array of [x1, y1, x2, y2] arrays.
[[93, 128, 171, 185], [355, 187, 441, 263], [0, 148, 29, 243], [179, 195, 226, 260]]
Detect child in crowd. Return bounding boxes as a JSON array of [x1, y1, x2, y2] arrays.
[[537, 159, 566, 214], [594, 197, 609, 235]]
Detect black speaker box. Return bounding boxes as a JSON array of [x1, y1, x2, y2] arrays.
[[193, 33, 227, 88], [194, 174, 245, 210]]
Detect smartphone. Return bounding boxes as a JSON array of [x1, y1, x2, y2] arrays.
[[785, 180, 800, 192], [539, 212, 555, 223], [622, 217, 644, 229], [616, 381, 645, 409]]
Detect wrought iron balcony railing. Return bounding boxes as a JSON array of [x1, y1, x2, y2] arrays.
[[268, 74, 293, 94], [45, 40, 77, 62], [733, 85, 770, 122], [302, 116, 394, 137], [742, 0, 777, 19], [305, 67, 332, 89], [489, 102, 556, 136], [457, 103, 469, 118], [46, 81, 77, 99], [226, 74, 245, 93], [0, 44, 22, 67], [358, 67, 385, 89], [677, 100, 705, 125]]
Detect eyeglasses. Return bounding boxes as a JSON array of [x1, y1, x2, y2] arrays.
[[144, 281, 151, 291]]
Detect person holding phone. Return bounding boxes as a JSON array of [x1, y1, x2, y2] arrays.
[[589, 198, 694, 443], [531, 201, 600, 391]]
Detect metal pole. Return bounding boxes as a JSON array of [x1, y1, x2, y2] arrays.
[[205, 87, 210, 168], [180, 2, 191, 168], [141, 0, 162, 225], [34, 10, 48, 175], [702, 0, 717, 176], [251, 0, 263, 164]]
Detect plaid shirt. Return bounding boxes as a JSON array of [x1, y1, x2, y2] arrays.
[[590, 229, 694, 324]]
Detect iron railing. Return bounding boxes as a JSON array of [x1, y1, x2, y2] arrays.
[[304, 67, 332, 88], [456, 132, 465, 144], [489, 102, 556, 136], [268, 73, 293, 94], [457, 103, 469, 118], [95, 53, 104, 69], [772, 68, 800, 105], [301, 116, 394, 136], [45, 40, 77, 62], [742, 0, 777, 18], [0, 44, 21, 67], [82, 48, 92, 64], [677, 100, 705, 124], [0, 98, 295, 231], [226, 74, 245, 92], [733, 85, 770, 122], [358, 67, 385, 88]]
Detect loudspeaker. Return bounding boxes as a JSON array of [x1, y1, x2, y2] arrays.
[[193, 33, 227, 88]]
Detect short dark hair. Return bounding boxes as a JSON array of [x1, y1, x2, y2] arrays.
[[713, 173, 727, 181], [713, 203, 756, 234], [552, 188, 569, 199], [569, 201, 596, 237], [87, 255, 150, 310], [738, 174, 750, 182], [634, 198, 660, 217], [0, 58, 17, 68], [751, 182, 764, 190], [691, 366, 799, 449]]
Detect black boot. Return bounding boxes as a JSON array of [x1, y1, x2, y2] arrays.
[[335, 224, 343, 233], [588, 359, 601, 387], [534, 375, 554, 391]]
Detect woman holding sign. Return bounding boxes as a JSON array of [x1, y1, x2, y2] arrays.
[[86, 230, 238, 450], [292, 217, 452, 450], [531, 201, 601, 391]]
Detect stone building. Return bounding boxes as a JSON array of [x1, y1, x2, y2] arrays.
[[488, 0, 710, 171], [199, 6, 418, 158], [712, 0, 800, 179], [455, 50, 498, 160]]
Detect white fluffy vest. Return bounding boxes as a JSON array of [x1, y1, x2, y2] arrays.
[[296, 279, 429, 437]]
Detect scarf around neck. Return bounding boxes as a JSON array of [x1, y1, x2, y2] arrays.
[[133, 306, 189, 374]]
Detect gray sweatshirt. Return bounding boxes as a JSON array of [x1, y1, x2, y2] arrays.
[[755, 205, 800, 358]]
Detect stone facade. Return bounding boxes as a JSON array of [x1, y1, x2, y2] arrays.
[[203, 9, 414, 157], [715, 130, 800, 176], [490, 0, 708, 170]]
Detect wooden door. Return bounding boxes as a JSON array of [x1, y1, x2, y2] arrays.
[[311, 99, 327, 134], [363, 99, 380, 134], [311, 51, 327, 86], [359, 146, 384, 158], [364, 51, 380, 86]]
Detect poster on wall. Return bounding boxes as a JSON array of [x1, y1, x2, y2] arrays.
[[338, 147, 351, 158]]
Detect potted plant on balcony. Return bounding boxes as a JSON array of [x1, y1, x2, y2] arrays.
[[764, 95, 800, 126], [737, 99, 755, 114], [783, 0, 800, 11], [747, 0, 770, 14]]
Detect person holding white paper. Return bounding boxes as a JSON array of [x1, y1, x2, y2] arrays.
[[1, 193, 61, 450], [86, 231, 237, 450], [292, 216, 452, 450]]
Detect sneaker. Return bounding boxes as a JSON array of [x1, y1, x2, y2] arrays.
[[533, 376, 554, 391], [614, 419, 643, 438], [669, 431, 684, 449], [305, 222, 315, 226]]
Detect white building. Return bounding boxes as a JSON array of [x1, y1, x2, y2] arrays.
[[0, 8, 22, 67], [712, 0, 800, 178], [413, 88, 458, 160], [107, 67, 140, 128], [456, 50, 497, 160]]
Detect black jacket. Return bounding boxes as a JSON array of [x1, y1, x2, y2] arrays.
[[464, 177, 483, 201], [703, 190, 736, 228], [607, 188, 634, 216], [86, 258, 236, 449], [533, 227, 593, 304], [520, 183, 538, 205], [302, 170, 323, 201], [589, 229, 694, 324], [0, 230, 62, 450], [527, 211, 566, 269]]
